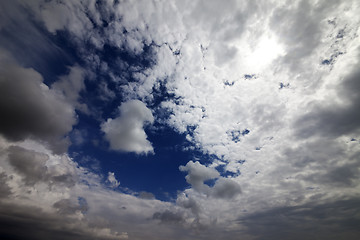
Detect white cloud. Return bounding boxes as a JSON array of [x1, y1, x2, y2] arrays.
[[179, 161, 219, 194], [107, 172, 120, 188], [101, 100, 154, 154]]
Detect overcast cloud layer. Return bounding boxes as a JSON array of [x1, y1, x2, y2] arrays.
[[1, 0, 360, 239]]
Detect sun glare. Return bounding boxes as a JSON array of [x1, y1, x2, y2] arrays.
[[246, 35, 285, 71]]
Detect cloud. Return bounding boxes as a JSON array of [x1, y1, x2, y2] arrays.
[[211, 178, 241, 199], [179, 161, 241, 199], [138, 191, 155, 200], [238, 198, 360, 240], [6, 146, 76, 187], [294, 61, 360, 139], [0, 61, 76, 154], [0, 202, 122, 240], [1, 0, 360, 239], [52, 65, 88, 113], [107, 172, 120, 188], [0, 172, 11, 198], [179, 161, 219, 194], [153, 210, 185, 224], [53, 198, 89, 215], [101, 100, 154, 154]]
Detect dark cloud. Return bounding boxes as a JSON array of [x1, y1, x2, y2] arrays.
[[238, 198, 360, 240], [307, 161, 360, 187], [0, 202, 121, 240], [7, 146, 76, 187], [294, 61, 360, 139], [0, 173, 11, 198], [0, 63, 76, 154]]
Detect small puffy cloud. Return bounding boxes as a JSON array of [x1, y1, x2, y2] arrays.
[[107, 172, 120, 188], [0, 62, 76, 154], [101, 100, 154, 154], [179, 161, 219, 194]]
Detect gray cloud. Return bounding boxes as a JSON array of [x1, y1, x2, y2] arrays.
[[0, 202, 122, 240], [211, 178, 241, 199], [7, 146, 76, 187], [153, 210, 185, 225], [239, 198, 360, 240], [138, 191, 155, 200], [269, 0, 340, 73], [0, 172, 11, 198], [53, 198, 89, 215], [176, 194, 201, 217], [0, 62, 76, 154], [280, 138, 360, 187], [294, 60, 360, 139], [7, 146, 48, 185]]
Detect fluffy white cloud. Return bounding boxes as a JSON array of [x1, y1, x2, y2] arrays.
[[179, 161, 219, 194], [101, 100, 154, 154]]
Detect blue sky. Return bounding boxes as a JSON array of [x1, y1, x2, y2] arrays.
[[0, 0, 360, 239]]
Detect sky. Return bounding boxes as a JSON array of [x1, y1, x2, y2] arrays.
[[0, 0, 360, 239]]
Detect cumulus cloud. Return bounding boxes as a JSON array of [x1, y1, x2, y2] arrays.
[[179, 161, 219, 194], [0, 61, 76, 154], [101, 100, 154, 154], [180, 161, 241, 199]]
